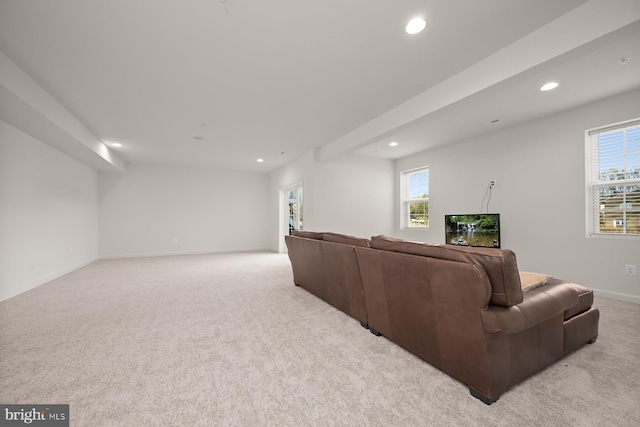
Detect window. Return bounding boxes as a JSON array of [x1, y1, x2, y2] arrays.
[[586, 118, 640, 236], [401, 167, 429, 228]]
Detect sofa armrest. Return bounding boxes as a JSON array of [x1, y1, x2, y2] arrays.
[[481, 280, 579, 335]]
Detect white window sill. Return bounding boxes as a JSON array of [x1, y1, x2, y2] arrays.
[[586, 233, 640, 240]]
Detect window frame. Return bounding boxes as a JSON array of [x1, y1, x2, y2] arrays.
[[400, 166, 429, 230], [585, 118, 640, 239]]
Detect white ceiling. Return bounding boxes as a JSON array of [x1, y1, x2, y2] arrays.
[[0, 0, 639, 173]]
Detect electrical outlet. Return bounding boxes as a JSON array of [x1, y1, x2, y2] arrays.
[[490, 180, 496, 187], [625, 264, 637, 275]]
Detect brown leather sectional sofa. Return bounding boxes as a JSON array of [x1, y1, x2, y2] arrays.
[[285, 231, 599, 404]]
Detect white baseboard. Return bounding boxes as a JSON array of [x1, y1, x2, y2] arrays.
[[99, 248, 274, 260], [592, 289, 640, 304]]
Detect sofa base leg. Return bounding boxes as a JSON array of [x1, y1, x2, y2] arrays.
[[589, 335, 598, 344], [360, 322, 369, 329], [469, 387, 499, 405], [369, 327, 382, 337]]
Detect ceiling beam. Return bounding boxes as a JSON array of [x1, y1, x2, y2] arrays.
[[0, 50, 125, 172], [315, 0, 640, 162]]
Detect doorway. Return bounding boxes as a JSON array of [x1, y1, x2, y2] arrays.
[[279, 182, 303, 253]]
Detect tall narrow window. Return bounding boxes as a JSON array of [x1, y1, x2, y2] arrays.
[[287, 186, 303, 235], [401, 167, 429, 228], [586, 118, 640, 236]]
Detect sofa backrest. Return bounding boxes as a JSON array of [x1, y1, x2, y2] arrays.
[[291, 230, 324, 240], [370, 235, 523, 307], [290, 230, 372, 247], [322, 232, 371, 247]]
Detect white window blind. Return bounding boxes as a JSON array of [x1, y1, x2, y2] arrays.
[[586, 118, 640, 236], [401, 167, 429, 228]]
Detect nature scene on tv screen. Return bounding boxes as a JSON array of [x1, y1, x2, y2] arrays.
[[445, 214, 500, 248]]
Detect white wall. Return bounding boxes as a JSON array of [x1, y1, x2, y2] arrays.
[[395, 89, 640, 302], [0, 120, 99, 301], [3, 86, 637, 302], [269, 151, 394, 251], [99, 163, 270, 258]]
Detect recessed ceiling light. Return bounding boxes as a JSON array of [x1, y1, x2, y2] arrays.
[[111, 142, 122, 148], [540, 82, 559, 91], [389, 141, 399, 147], [257, 158, 264, 163], [405, 17, 426, 35]]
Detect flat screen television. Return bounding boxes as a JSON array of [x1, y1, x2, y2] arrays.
[[445, 214, 500, 248]]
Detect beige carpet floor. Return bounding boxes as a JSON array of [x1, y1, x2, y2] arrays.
[[1, 252, 639, 426]]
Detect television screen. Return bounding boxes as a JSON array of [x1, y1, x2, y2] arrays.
[[445, 214, 500, 248]]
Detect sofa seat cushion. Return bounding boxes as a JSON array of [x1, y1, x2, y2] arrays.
[[520, 271, 553, 291], [371, 235, 522, 307]]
